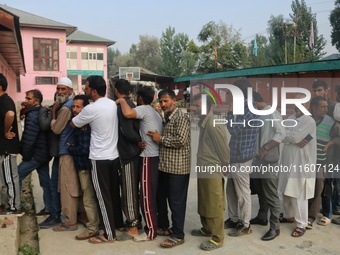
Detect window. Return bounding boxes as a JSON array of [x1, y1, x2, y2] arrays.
[[35, 77, 59, 85], [97, 53, 103, 60], [81, 52, 88, 60], [33, 38, 59, 71]]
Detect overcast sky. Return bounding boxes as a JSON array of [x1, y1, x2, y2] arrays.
[[4, 0, 338, 56]]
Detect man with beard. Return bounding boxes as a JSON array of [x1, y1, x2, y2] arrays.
[[68, 95, 100, 240], [71, 75, 121, 244], [147, 89, 190, 248], [49, 77, 81, 232], [18, 90, 51, 216]]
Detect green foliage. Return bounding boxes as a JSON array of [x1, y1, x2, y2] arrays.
[[133, 35, 161, 73], [110, 0, 328, 76], [159, 27, 198, 77], [18, 244, 39, 255], [330, 0, 340, 52], [196, 21, 247, 73], [266, 0, 326, 65], [248, 34, 270, 67]]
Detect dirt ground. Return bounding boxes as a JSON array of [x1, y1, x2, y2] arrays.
[[18, 176, 39, 255]]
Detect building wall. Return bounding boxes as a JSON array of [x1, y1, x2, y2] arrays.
[[67, 43, 108, 95], [14, 28, 110, 102], [0, 54, 18, 99], [16, 27, 68, 103]]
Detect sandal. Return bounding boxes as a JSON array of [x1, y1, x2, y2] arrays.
[[291, 227, 306, 237], [317, 216, 331, 226], [157, 228, 173, 236], [191, 228, 212, 237], [160, 237, 184, 248], [200, 239, 223, 251], [52, 223, 78, 232], [306, 220, 313, 230], [332, 216, 340, 225], [75, 230, 99, 240], [88, 235, 115, 244], [279, 213, 294, 223], [116, 232, 135, 241]]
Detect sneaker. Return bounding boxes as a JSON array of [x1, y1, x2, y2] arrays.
[[36, 208, 50, 217], [224, 218, 238, 229], [39, 216, 61, 229], [228, 222, 252, 237], [133, 232, 153, 242], [6, 209, 25, 217]]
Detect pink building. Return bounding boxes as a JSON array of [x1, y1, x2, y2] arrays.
[[0, 4, 115, 103]]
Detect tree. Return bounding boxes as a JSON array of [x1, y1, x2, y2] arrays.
[[133, 35, 161, 73], [267, 15, 291, 65], [330, 0, 340, 52], [196, 21, 247, 73], [266, 0, 326, 64], [159, 26, 198, 77], [107, 47, 121, 77], [289, 0, 326, 61]]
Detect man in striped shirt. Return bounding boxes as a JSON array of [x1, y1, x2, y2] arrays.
[[308, 96, 340, 228]]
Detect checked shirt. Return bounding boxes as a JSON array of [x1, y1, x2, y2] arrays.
[[227, 100, 260, 163], [159, 108, 190, 175]]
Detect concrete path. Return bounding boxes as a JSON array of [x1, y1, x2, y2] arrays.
[[30, 122, 340, 255], [32, 173, 340, 255]]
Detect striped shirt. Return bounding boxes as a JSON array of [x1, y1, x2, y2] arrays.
[[316, 116, 335, 161], [159, 108, 190, 175]]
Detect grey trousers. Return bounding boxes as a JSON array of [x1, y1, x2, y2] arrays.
[[252, 170, 280, 230], [226, 160, 252, 227]]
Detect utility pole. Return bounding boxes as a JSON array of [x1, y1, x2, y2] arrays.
[[293, 13, 299, 63]]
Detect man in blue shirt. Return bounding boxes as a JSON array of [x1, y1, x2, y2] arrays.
[[224, 79, 260, 237]]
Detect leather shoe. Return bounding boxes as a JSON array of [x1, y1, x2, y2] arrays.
[[261, 229, 280, 241], [250, 217, 268, 226]]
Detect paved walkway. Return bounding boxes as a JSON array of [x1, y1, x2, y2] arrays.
[[32, 174, 340, 255], [30, 124, 340, 255]]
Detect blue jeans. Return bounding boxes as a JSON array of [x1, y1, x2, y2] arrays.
[[50, 157, 61, 218], [18, 158, 52, 211]]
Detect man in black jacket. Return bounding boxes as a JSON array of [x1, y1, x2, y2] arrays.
[[114, 79, 141, 239], [18, 89, 51, 214]]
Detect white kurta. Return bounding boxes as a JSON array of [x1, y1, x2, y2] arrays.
[[278, 114, 317, 200]]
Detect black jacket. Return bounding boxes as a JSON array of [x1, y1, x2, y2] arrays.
[[20, 106, 50, 163], [117, 97, 141, 164]]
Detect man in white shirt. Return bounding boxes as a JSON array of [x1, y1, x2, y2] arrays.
[[71, 75, 121, 244], [251, 92, 286, 241]]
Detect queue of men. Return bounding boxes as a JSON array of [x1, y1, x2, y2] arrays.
[[1, 73, 340, 251]]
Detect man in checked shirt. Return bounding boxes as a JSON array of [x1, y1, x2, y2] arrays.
[[147, 89, 190, 248]]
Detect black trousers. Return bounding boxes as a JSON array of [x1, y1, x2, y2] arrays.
[[90, 158, 122, 240], [157, 171, 190, 239]]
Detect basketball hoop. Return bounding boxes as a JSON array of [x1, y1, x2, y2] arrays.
[[119, 67, 140, 81]]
